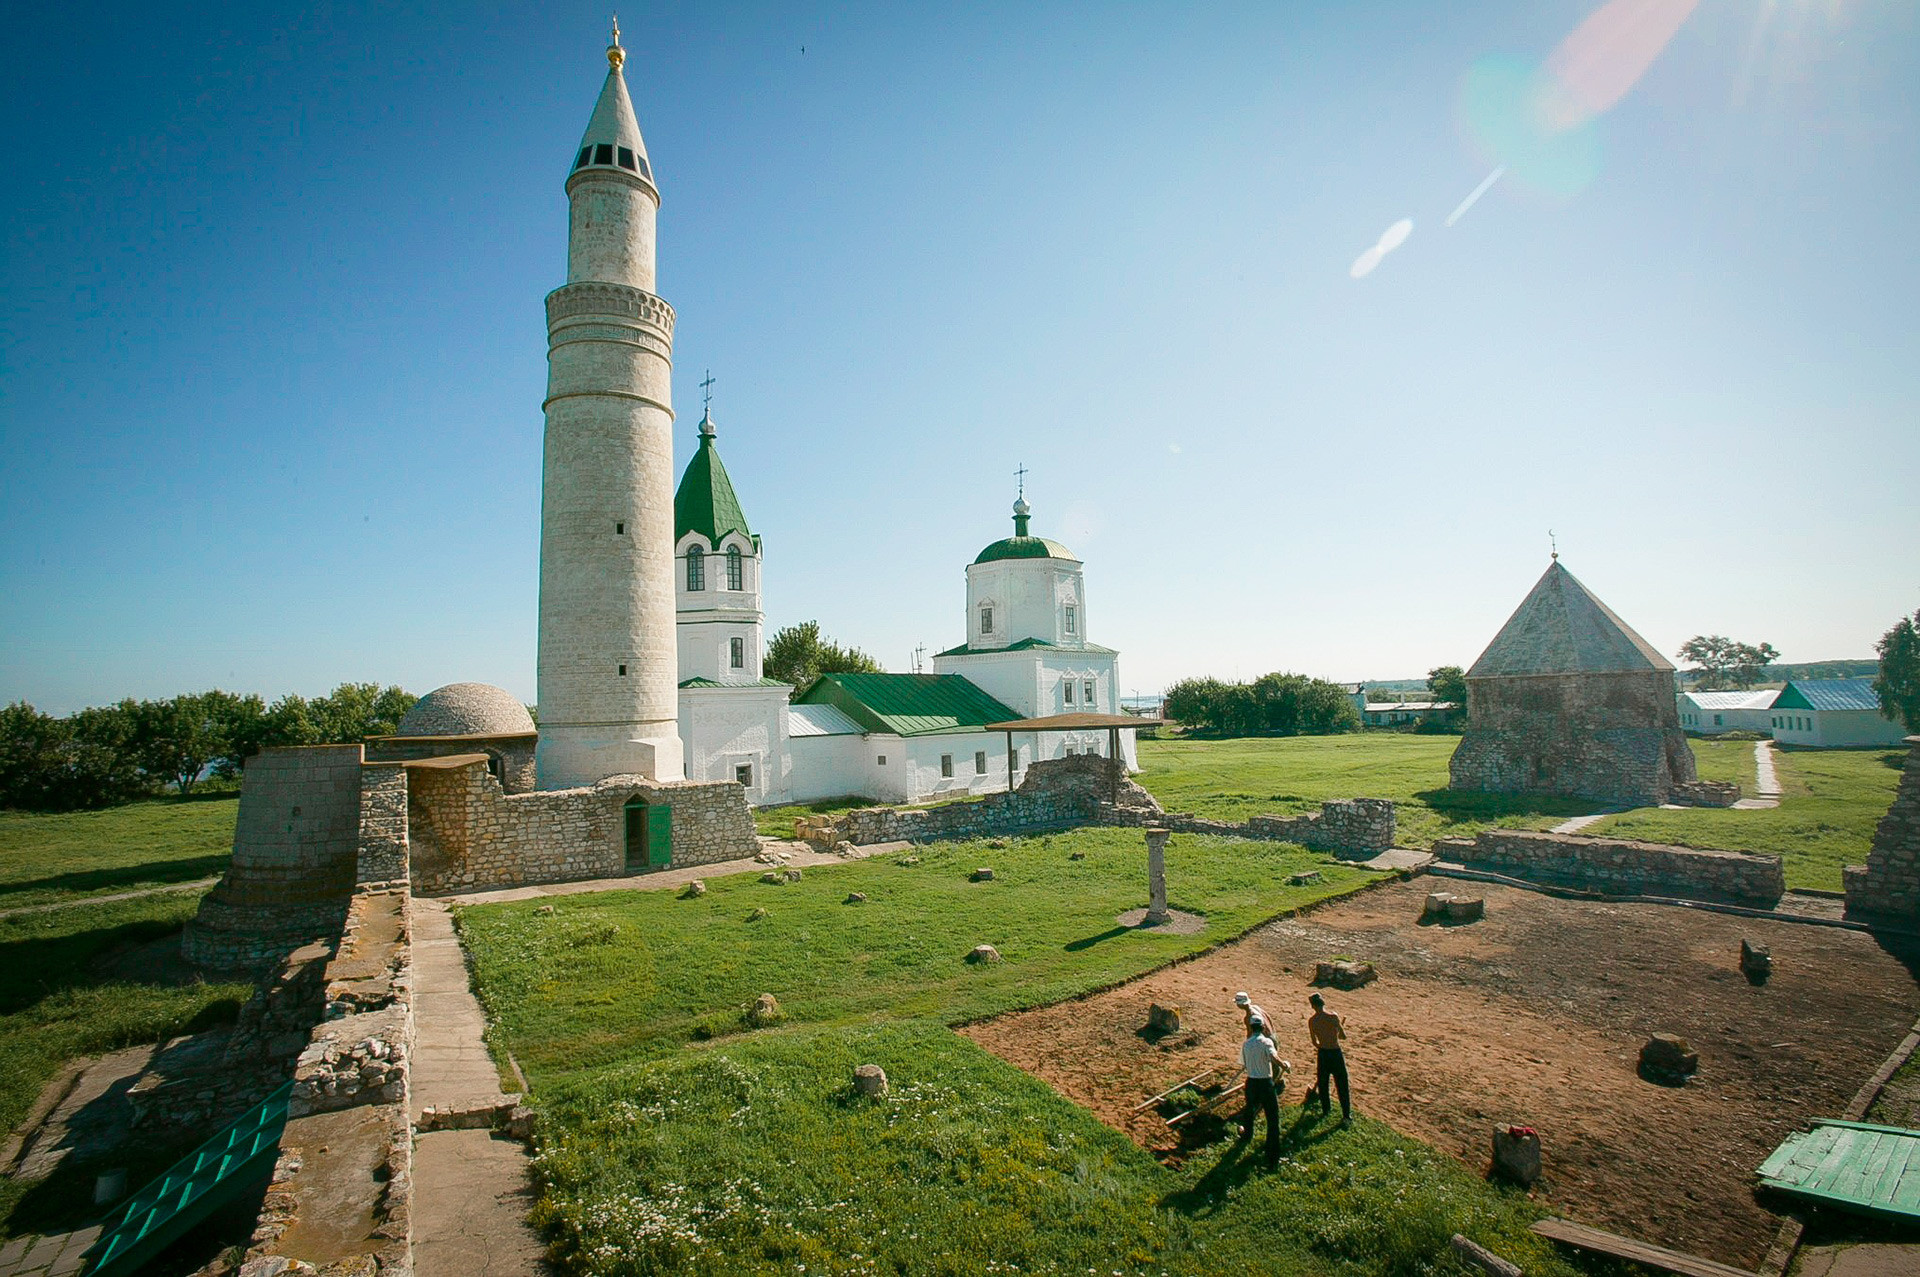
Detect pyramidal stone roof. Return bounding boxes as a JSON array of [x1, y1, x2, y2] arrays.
[[1467, 561, 1673, 679], [673, 411, 752, 546]]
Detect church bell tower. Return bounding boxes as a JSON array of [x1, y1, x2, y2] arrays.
[[535, 24, 685, 787]]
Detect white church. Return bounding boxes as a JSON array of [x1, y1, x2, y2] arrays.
[[671, 417, 1136, 806]]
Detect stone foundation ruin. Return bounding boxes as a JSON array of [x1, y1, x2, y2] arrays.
[[1843, 735, 1920, 921], [1438, 828, 1784, 907]]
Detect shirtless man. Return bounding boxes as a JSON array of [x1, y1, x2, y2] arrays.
[[1307, 992, 1352, 1126]]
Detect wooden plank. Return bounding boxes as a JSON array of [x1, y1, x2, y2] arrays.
[[1802, 1125, 1859, 1193], [1867, 1136, 1917, 1207], [1849, 1132, 1904, 1209], [1758, 1130, 1817, 1183], [1823, 1129, 1883, 1203], [1530, 1218, 1760, 1277]]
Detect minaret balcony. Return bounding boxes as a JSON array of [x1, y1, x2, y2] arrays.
[[546, 281, 676, 336]]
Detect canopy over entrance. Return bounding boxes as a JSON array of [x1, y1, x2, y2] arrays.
[[982, 713, 1162, 795]]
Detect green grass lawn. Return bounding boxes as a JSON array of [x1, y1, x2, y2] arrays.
[[1685, 737, 1762, 787], [0, 890, 251, 1237], [1134, 734, 1592, 847], [1586, 746, 1903, 892], [461, 830, 1612, 1276], [0, 796, 237, 908]]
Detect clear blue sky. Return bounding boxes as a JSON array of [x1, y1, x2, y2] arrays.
[[4, 1, 1915, 714]]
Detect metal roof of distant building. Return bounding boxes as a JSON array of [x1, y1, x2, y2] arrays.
[[673, 410, 753, 547], [794, 672, 1020, 737], [1364, 701, 1459, 713], [786, 703, 864, 737], [678, 676, 789, 689], [1773, 678, 1885, 713], [934, 637, 1118, 658], [1467, 560, 1673, 678], [1679, 689, 1780, 710]]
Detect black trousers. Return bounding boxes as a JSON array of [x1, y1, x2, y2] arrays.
[[1239, 1076, 1281, 1164], [1315, 1047, 1351, 1118]]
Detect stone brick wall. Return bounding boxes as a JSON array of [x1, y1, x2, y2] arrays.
[[1450, 670, 1698, 807], [1670, 779, 1742, 808], [1844, 735, 1920, 920], [367, 734, 537, 794], [357, 761, 410, 883], [825, 756, 1396, 858], [1451, 828, 1784, 905], [407, 756, 758, 895], [185, 745, 364, 969]]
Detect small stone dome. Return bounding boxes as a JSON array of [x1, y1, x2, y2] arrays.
[[395, 683, 536, 738]]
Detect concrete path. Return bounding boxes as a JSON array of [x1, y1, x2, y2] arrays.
[[0, 877, 219, 920], [0, 1227, 100, 1277], [411, 1129, 547, 1276], [1549, 812, 1615, 835], [1733, 740, 1783, 810], [409, 899, 547, 1275], [439, 839, 910, 907]]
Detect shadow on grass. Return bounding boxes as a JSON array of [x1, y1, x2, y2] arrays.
[[0, 854, 232, 904], [1413, 788, 1605, 827], [1160, 1105, 1345, 1218], [1064, 926, 1132, 952], [0, 916, 237, 1017]]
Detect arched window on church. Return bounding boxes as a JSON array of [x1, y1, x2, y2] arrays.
[[686, 546, 705, 590], [980, 605, 994, 636], [726, 546, 743, 591]]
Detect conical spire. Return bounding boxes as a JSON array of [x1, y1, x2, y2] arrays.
[[674, 421, 751, 547], [569, 21, 655, 187]]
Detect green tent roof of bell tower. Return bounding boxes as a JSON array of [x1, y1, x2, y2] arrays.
[[673, 410, 753, 547]]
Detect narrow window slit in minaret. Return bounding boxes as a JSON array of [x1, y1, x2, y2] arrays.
[[618, 147, 636, 171], [615, 522, 624, 534], [636, 156, 651, 178], [575, 147, 592, 170], [618, 664, 627, 676], [594, 143, 613, 165]]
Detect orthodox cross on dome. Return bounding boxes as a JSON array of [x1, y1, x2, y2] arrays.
[[1014, 462, 1028, 500], [701, 369, 716, 414]]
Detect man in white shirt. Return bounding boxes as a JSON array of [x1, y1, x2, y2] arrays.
[[1238, 1016, 1286, 1168], [1233, 990, 1268, 1036]]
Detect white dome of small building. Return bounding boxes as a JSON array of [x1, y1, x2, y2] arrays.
[[396, 683, 536, 738]]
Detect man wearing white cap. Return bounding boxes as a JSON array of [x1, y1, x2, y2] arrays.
[[1237, 1014, 1286, 1168], [1233, 990, 1267, 1037]]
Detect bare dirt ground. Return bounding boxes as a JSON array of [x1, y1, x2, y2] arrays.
[[962, 878, 1920, 1269]]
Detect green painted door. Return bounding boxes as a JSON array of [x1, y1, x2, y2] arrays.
[[646, 804, 672, 867]]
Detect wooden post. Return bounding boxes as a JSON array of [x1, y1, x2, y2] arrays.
[[1006, 730, 1015, 793]]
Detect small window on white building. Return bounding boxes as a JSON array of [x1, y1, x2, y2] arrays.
[[941, 754, 953, 778], [1063, 680, 1075, 705], [730, 637, 745, 669], [1065, 605, 1076, 635], [727, 546, 743, 591], [980, 605, 993, 635], [686, 546, 705, 590], [735, 763, 752, 787], [1083, 679, 1096, 706], [975, 750, 987, 775], [876, 754, 886, 765], [1713, 714, 1723, 726]]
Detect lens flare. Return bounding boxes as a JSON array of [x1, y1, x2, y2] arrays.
[[1350, 218, 1414, 279]]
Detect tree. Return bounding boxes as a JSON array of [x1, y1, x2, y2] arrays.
[[764, 621, 882, 691], [1676, 635, 1780, 691], [1875, 608, 1920, 733], [1427, 665, 1468, 708]]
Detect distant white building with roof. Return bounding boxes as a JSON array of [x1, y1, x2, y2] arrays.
[[1768, 678, 1906, 747], [1676, 688, 1779, 735]]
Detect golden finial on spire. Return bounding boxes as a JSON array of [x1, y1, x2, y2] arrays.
[[608, 15, 625, 70]]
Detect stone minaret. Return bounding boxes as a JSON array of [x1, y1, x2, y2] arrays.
[[536, 24, 684, 787]]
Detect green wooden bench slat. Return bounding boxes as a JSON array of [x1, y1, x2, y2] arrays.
[[1823, 1130, 1884, 1201], [1852, 1135, 1905, 1208], [1757, 1121, 1920, 1223]]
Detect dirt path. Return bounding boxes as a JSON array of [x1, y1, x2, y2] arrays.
[[0, 877, 219, 920], [962, 878, 1920, 1269]]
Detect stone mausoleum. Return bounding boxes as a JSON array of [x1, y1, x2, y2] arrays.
[[1449, 558, 1697, 808]]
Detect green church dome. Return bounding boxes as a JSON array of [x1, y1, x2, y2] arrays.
[[973, 496, 1075, 564]]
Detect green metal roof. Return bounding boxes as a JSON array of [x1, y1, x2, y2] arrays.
[[794, 672, 1020, 737], [1774, 677, 1884, 713], [1468, 560, 1672, 679], [674, 413, 752, 547], [933, 637, 1118, 658], [974, 535, 1077, 565], [679, 676, 790, 689]]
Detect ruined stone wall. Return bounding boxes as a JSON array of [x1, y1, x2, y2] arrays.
[[407, 758, 758, 895], [368, 734, 538, 793], [1449, 670, 1697, 807], [185, 745, 364, 969], [245, 885, 415, 1274], [1451, 828, 1783, 905], [827, 756, 1396, 858], [1844, 735, 1920, 920], [357, 761, 410, 883], [1669, 779, 1742, 808]]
